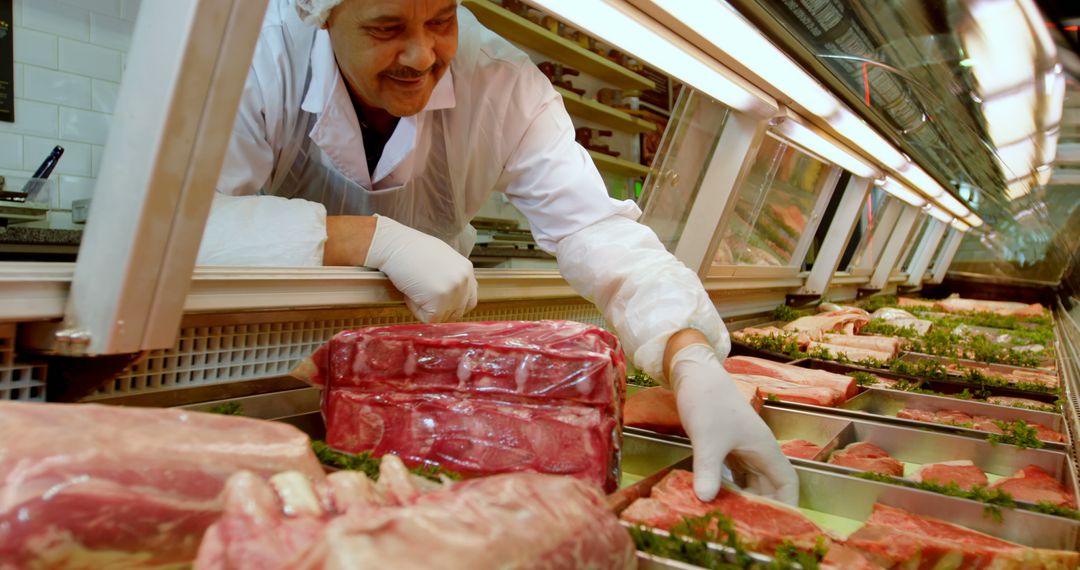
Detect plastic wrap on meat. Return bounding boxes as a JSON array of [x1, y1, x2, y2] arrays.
[[196, 455, 635, 570], [0, 401, 324, 569], [846, 503, 1077, 569], [295, 321, 626, 492], [621, 469, 828, 554]]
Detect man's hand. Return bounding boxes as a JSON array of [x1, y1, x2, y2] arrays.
[[668, 341, 799, 505], [328, 214, 477, 323]]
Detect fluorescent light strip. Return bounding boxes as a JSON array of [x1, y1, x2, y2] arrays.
[[828, 109, 908, 170], [951, 218, 972, 232], [935, 191, 971, 219], [530, 0, 772, 114], [637, 0, 838, 118], [774, 119, 879, 178], [897, 163, 946, 198], [926, 205, 953, 224], [878, 177, 926, 208]]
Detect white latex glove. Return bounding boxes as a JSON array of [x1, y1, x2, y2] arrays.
[[671, 344, 800, 505], [364, 215, 478, 323]]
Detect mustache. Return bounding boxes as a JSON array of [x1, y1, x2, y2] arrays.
[[383, 64, 440, 80]]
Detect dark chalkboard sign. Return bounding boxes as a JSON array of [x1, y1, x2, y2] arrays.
[[0, 0, 11, 123]]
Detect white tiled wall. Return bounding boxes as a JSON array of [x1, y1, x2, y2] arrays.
[[2, 0, 139, 226]]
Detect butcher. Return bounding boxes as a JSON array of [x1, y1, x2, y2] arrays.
[[197, 0, 797, 504]]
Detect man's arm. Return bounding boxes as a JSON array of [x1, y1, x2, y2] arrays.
[[323, 216, 377, 266]]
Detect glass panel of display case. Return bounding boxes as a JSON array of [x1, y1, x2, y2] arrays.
[[712, 134, 837, 268], [843, 186, 894, 272], [637, 89, 731, 251]]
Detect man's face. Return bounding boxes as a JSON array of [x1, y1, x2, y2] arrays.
[[326, 0, 458, 118]]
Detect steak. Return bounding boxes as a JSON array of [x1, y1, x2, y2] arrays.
[[196, 455, 635, 570], [828, 442, 904, 476], [731, 373, 844, 407], [620, 469, 827, 553], [296, 321, 626, 492], [846, 503, 1078, 569], [724, 356, 857, 400], [624, 382, 762, 436], [0, 401, 323, 569], [807, 341, 893, 363], [986, 397, 1057, 412], [779, 439, 822, 460], [783, 308, 870, 337], [909, 461, 988, 491], [821, 333, 903, 358], [989, 466, 1076, 508], [896, 407, 1063, 442]]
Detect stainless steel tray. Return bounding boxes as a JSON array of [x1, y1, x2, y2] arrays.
[[900, 351, 1059, 389], [763, 406, 1079, 508], [612, 444, 1080, 554], [840, 388, 1068, 450]]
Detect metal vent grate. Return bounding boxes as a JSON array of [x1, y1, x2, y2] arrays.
[[86, 300, 606, 400]]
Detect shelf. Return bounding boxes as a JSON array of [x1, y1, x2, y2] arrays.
[[555, 87, 657, 134], [462, 0, 655, 90], [589, 150, 651, 178]]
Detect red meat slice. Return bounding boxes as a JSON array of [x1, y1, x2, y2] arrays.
[[989, 466, 1076, 508], [779, 439, 823, 460], [971, 415, 1004, 434], [724, 356, 857, 400], [896, 408, 1064, 443], [731, 374, 844, 407], [896, 408, 937, 423], [821, 544, 882, 570], [909, 461, 988, 491], [624, 383, 762, 436], [1030, 423, 1065, 443], [845, 503, 1077, 569], [300, 321, 626, 492], [828, 442, 904, 476], [620, 469, 827, 553], [324, 390, 616, 489], [0, 401, 323, 568], [197, 456, 636, 569]]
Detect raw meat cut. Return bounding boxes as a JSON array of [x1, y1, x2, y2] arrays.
[[989, 466, 1076, 508], [987, 396, 1057, 411], [724, 356, 857, 400], [779, 439, 822, 460], [731, 373, 844, 407], [828, 442, 904, 476], [624, 387, 683, 435], [807, 341, 893, 363], [870, 307, 932, 335], [324, 390, 616, 489], [0, 401, 324, 569], [896, 407, 1064, 442], [624, 382, 762, 436], [783, 308, 870, 337], [933, 295, 1046, 318], [909, 461, 988, 491], [821, 544, 882, 570], [296, 321, 626, 492], [620, 469, 827, 553], [821, 333, 903, 358], [845, 503, 1077, 569], [197, 455, 635, 570]]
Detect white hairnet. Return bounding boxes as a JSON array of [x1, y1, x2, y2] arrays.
[[295, 0, 345, 27]]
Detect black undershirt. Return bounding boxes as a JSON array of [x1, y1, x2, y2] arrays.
[[352, 95, 399, 179]]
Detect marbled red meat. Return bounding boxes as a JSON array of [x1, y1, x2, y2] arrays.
[[724, 356, 857, 400], [731, 373, 845, 407], [989, 466, 1076, 508], [620, 469, 827, 553], [846, 503, 1077, 569], [298, 321, 626, 491], [828, 442, 904, 476], [0, 401, 323, 568], [909, 461, 988, 491], [197, 456, 634, 570]]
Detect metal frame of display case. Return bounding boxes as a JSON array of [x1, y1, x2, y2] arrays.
[[926, 229, 966, 284], [903, 219, 949, 288], [1, 0, 984, 363]]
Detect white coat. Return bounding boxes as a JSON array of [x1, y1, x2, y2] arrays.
[[197, 0, 729, 381]]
